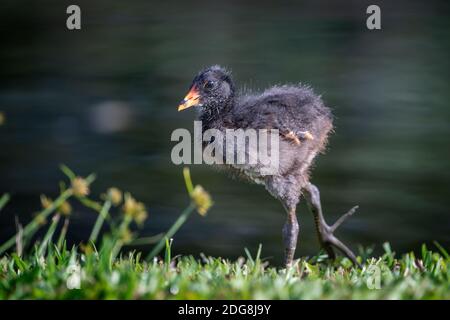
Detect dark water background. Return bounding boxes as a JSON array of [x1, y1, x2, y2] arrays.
[[0, 0, 449, 264]]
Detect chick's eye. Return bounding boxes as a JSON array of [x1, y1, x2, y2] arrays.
[[204, 81, 215, 90]]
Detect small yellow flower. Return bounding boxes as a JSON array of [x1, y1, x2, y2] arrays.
[[191, 185, 213, 216], [58, 201, 72, 216], [119, 228, 133, 243], [0, 112, 4, 126], [80, 242, 94, 255], [40, 195, 53, 209], [107, 187, 122, 206], [134, 209, 148, 226], [71, 177, 90, 197], [34, 213, 47, 226], [123, 193, 138, 216], [122, 193, 148, 224]]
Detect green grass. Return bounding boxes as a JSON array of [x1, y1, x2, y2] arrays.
[[0, 242, 448, 299], [0, 167, 448, 299]]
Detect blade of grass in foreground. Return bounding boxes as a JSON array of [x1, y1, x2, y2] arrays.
[[38, 214, 61, 257], [146, 168, 207, 261], [146, 203, 196, 261], [57, 218, 70, 251], [433, 241, 449, 259], [0, 193, 10, 212], [89, 199, 111, 243], [126, 234, 164, 246], [164, 237, 173, 267], [0, 189, 72, 256]]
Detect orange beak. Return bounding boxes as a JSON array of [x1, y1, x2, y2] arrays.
[[178, 86, 201, 111]]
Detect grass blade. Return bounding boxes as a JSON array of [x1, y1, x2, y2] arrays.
[[183, 167, 194, 195], [0, 189, 73, 256], [244, 247, 254, 264], [89, 200, 111, 243], [0, 193, 10, 212], [38, 214, 61, 257], [126, 234, 164, 246], [433, 241, 449, 259], [57, 218, 70, 251], [164, 237, 173, 266], [146, 203, 195, 261], [60, 164, 76, 181]]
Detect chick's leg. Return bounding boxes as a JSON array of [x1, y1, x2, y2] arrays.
[[282, 206, 299, 268], [303, 183, 360, 267]]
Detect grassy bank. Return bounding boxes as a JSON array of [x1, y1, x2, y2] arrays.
[[0, 167, 448, 299], [0, 242, 449, 299]]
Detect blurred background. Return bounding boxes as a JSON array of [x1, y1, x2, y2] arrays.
[[0, 0, 449, 264]]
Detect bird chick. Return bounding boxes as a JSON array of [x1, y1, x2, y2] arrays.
[[178, 65, 359, 267]]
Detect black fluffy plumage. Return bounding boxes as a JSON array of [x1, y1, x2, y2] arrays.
[[178, 65, 359, 267]]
